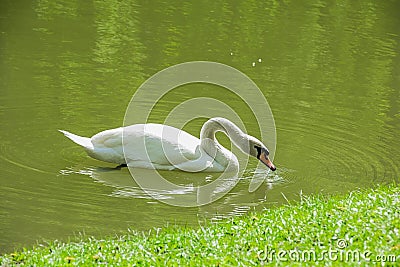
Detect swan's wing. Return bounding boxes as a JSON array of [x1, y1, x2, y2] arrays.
[[89, 124, 202, 167], [123, 124, 201, 166], [91, 128, 123, 147], [89, 128, 125, 164]]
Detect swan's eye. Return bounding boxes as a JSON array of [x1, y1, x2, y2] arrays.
[[254, 145, 262, 159]]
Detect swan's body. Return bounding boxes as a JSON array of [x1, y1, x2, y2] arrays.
[[59, 117, 276, 172]]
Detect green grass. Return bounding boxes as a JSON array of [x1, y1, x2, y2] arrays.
[[1, 185, 399, 266]]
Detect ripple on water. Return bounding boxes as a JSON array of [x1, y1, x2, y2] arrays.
[[278, 110, 399, 189]]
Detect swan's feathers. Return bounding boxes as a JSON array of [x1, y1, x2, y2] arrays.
[[91, 128, 123, 148], [59, 118, 258, 172], [89, 124, 201, 166]]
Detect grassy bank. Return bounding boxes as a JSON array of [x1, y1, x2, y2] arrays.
[[1, 185, 399, 266]]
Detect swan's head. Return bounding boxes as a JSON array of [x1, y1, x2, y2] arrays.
[[247, 137, 276, 171]]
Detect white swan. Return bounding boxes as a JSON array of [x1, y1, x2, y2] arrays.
[[59, 117, 276, 172]]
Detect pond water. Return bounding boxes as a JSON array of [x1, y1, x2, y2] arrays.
[[1, 0, 399, 253]]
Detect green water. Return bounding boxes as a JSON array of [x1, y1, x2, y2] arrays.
[[1, 0, 399, 253]]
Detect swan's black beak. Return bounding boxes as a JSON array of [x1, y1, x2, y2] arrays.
[[259, 150, 276, 171]]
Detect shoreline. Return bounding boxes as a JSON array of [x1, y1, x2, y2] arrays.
[[1, 184, 398, 266]]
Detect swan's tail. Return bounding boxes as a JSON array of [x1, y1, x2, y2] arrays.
[[58, 130, 93, 150]]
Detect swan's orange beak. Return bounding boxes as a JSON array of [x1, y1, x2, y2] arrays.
[[259, 151, 276, 171]]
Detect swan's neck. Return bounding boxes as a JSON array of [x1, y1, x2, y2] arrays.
[[200, 118, 249, 169]]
